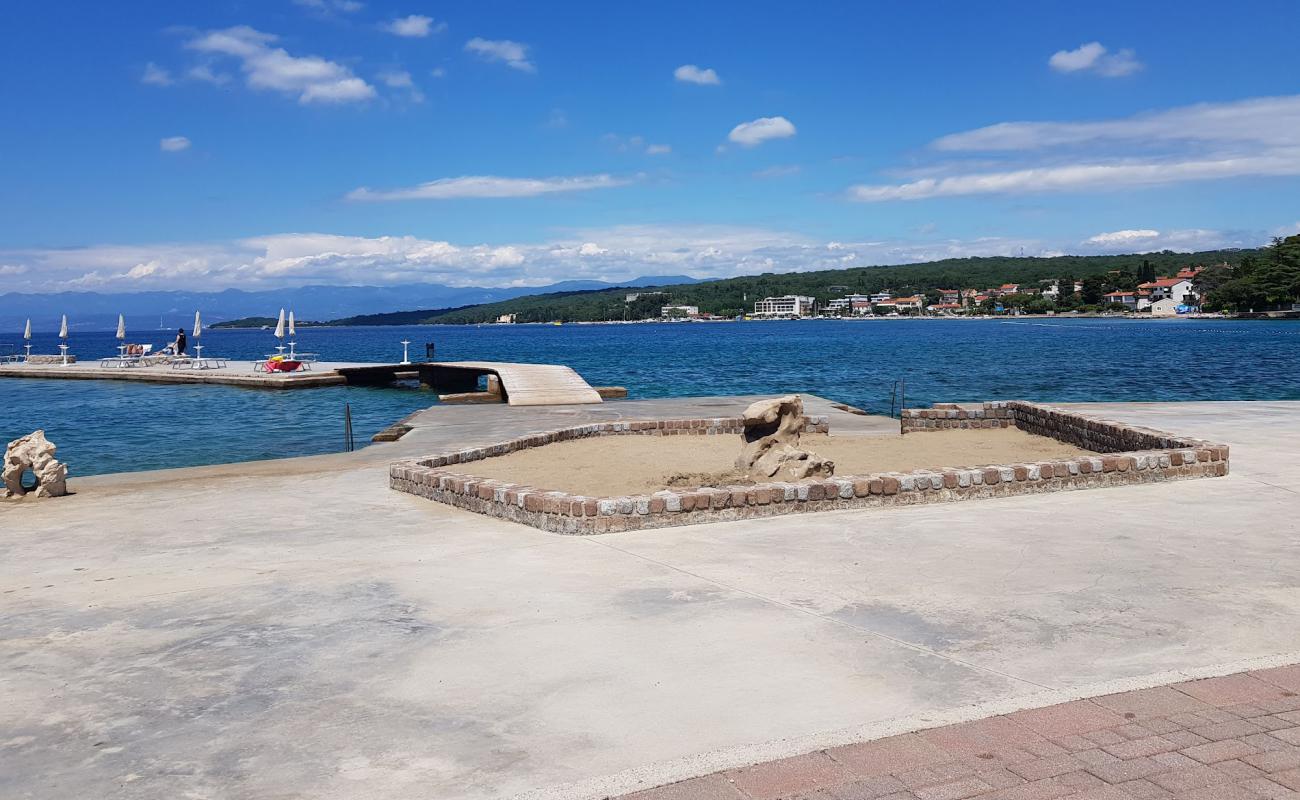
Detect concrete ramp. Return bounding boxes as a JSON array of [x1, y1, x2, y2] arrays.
[[442, 361, 602, 406]]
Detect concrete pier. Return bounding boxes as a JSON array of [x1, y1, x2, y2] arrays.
[[0, 359, 605, 402], [2, 399, 1299, 799]]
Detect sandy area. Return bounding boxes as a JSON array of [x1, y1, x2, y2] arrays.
[[468, 429, 1094, 496]]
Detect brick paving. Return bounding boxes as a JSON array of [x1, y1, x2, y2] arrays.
[[618, 666, 1300, 800]]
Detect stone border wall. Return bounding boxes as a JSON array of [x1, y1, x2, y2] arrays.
[[390, 403, 1227, 534]]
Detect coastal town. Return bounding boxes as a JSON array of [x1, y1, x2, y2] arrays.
[[683, 266, 1209, 320]]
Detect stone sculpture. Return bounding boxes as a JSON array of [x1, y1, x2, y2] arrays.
[[2, 430, 68, 499], [736, 395, 834, 481]]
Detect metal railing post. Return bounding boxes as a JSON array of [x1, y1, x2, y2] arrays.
[[344, 403, 354, 452]]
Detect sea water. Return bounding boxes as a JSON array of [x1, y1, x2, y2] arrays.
[[1, 318, 1297, 476]]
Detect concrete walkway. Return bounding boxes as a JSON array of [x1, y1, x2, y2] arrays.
[[2, 400, 1298, 800]]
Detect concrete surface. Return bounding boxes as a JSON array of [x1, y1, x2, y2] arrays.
[[2, 400, 1298, 800]]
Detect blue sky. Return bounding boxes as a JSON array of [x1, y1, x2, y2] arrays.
[[2, 0, 1299, 292]]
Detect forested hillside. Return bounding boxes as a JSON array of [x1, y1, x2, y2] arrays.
[[422, 249, 1259, 324]]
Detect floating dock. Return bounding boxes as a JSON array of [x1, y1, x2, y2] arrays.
[[0, 359, 605, 404]]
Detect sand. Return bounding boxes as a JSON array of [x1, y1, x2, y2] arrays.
[[468, 429, 1095, 496]]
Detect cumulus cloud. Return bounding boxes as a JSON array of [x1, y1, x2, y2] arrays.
[[142, 62, 173, 86], [186, 64, 231, 85], [604, 134, 669, 156], [293, 0, 364, 13], [849, 94, 1300, 201], [159, 136, 191, 152], [186, 26, 375, 104], [728, 116, 796, 147], [377, 69, 424, 102], [1085, 229, 1160, 246], [0, 224, 1273, 293], [383, 15, 444, 37], [346, 174, 629, 202], [464, 38, 534, 72], [674, 64, 720, 85], [1049, 42, 1143, 77], [645, 144, 671, 155]]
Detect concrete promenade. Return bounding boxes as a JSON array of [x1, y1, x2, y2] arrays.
[[2, 399, 1298, 799]]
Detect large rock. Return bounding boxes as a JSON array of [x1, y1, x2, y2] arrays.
[[735, 395, 834, 481], [2, 430, 68, 499]]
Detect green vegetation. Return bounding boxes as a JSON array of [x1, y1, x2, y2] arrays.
[[419, 248, 1260, 324], [211, 316, 324, 329], [1198, 235, 1300, 312]]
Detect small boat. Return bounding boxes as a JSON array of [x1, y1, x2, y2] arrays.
[[551, 321, 563, 326]]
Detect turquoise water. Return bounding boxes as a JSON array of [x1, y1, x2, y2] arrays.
[[2, 319, 1298, 476]]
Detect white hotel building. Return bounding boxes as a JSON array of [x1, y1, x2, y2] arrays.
[[753, 295, 817, 317]]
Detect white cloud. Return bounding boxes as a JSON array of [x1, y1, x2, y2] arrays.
[[0, 264, 28, 276], [377, 69, 423, 102], [383, 15, 444, 38], [159, 136, 191, 152], [0, 224, 1273, 293], [430, 67, 447, 79], [1049, 42, 1143, 77], [142, 62, 173, 86], [293, 0, 364, 13], [1085, 229, 1160, 246], [544, 108, 568, 129], [346, 174, 629, 202], [753, 164, 801, 179], [605, 134, 669, 156], [728, 116, 796, 147], [850, 94, 1300, 201], [186, 64, 231, 85], [464, 38, 534, 72], [186, 26, 376, 104], [674, 64, 720, 85]]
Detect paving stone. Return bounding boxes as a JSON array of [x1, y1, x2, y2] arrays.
[[1179, 782, 1274, 800], [1164, 729, 1212, 748], [1148, 764, 1234, 793], [1074, 748, 1123, 767], [1241, 776, 1300, 798], [1115, 779, 1174, 799], [1103, 736, 1178, 759], [1245, 748, 1300, 773], [896, 762, 977, 789], [727, 752, 853, 800], [828, 735, 955, 778], [1141, 717, 1185, 735], [1183, 739, 1263, 764], [828, 775, 907, 800], [1093, 687, 1214, 720], [1214, 759, 1267, 781], [1245, 734, 1295, 752], [625, 773, 746, 800], [1085, 755, 1167, 783], [1252, 666, 1300, 694], [1052, 735, 1099, 752], [912, 777, 992, 800], [1063, 788, 1135, 800], [1084, 730, 1129, 746], [975, 768, 1028, 790], [1008, 755, 1084, 781], [1008, 701, 1128, 738], [1153, 751, 1202, 770], [923, 717, 1046, 754], [1113, 723, 1157, 740], [1195, 720, 1269, 741], [977, 777, 1074, 800], [1051, 770, 1102, 790], [1177, 676, 1293, 707], [1253, 716, 1299, 732], [1272, 729, 1300, 747], [1275, 769, 1300, 790]]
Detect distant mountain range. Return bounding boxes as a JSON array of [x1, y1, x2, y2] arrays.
[[0, 275, 708, 331]]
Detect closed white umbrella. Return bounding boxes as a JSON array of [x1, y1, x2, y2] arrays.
[[22, 318, 31, 361], [287, 311, 297, 359], [58, 314, 69, 365], [288, 311, 296, 336], [192, 311, 204, 361], [114, 314, 127, 362], [273, 308, 285, 339], [116, 314, 126, 340]]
